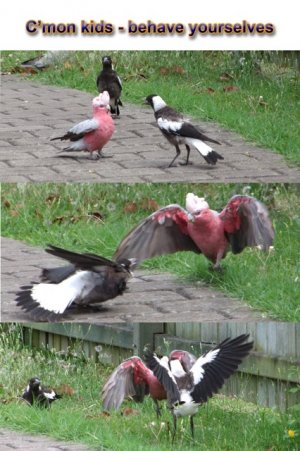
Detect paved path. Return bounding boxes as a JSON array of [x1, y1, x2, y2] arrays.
[[1, 75, 299, 183], [1, 237, 265, 323], [0, 429, 96, 450]]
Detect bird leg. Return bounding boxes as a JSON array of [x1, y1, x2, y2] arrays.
[[96, 150, 113, 159], [168, 145, 181, 168], [190, 415, 195, 439], [172, 415, 177, 443], [154, 399, 162, 417], [209, 262, 224, 273], [179, 144, 191, 166], [210, 251, 225, 273]]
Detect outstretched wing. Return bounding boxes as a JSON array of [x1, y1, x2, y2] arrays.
[[219, 195, 274, 254], [102, 356, 148, 411], [144, 352, 180, 405], [45, 245, 123, 271], [114, 205, 201, 266], [190, 334, 253, 404]]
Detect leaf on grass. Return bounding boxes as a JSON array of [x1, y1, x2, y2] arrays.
[[63, 61, 73, 70], [86, 411, 110, 419], [123, 202, 138, 213], [204, 87, 215, 93], [223, 85, 239, 92], [219, 72, 233, 81], [11, 66, 38, 75], [58, 384, 75, 396], [159, 67, 169, 76], [258, 96, 268, 107], [87, 212, 104, 221], [9, 210, 19, 217], [3, 199, 11, 208], [53, 215, 66, 224], [45, 194, 60, 204], [171, 65, 185, 75], [140, 198, 159, 211], [121, 407, 140, 416], [34, 208, 42, 219]]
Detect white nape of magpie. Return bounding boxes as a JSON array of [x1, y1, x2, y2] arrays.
[[15, 245, 134, 322], [97, 55, 123, 116], [145, 94, 224, 168], [145, 334, 253, 440], [21, 377, 62, 408]]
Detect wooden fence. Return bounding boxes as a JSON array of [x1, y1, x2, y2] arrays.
[[22, 322, 300, 411]]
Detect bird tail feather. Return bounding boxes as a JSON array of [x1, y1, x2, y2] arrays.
[[185, 138, 224, 165]]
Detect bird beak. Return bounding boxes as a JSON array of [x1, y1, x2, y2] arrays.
[[187, 213, 194, 222], [143, 98, 150, 105], [128, 258, 137, 275]]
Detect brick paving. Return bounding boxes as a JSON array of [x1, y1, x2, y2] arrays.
[[1, 75, 299, 183], [1, 237, 266, 323], [0, 429, 96, 450]]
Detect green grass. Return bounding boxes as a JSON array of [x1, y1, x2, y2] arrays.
[[1, 50, 300, 165], [0, 324, 299, 451], [1, 182, 300, 322]]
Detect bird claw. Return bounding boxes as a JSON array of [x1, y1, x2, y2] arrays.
[[210, 264, 224, 274], [97, 151, 113, 159], [179, 160, 193, 166]]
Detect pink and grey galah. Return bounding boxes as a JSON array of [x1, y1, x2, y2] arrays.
[[51, 91, 115, 159], [114, 193, 275, 270]]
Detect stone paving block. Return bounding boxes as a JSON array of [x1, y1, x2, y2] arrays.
[[1, 75, 299, 183], [0, 429, 95, 450]]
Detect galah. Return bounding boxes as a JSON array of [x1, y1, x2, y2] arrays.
[[21, 377, 62, 408], [15, 245, 134, 321], [145, 334, 253, 439], [114, 193, 274, 271], [102, 350, 196, 417], [97, 55, 123, 116], [51, 91, 115, 159], [145, 94, 223, 167]]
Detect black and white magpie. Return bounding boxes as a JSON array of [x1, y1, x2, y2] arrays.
[[97, 55, 123, 116], [15, 245, 135, 321], [145, 94, 224, 167], [21, 377, 62, 408], [145, 334, 253, 440]]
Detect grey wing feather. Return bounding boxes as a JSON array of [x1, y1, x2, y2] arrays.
[[102, 358, 141, 411], [114, 205, 201, 266], [230, 198, 274, 254], [41, 265, 76, 283], [69, 118, 98, 136]]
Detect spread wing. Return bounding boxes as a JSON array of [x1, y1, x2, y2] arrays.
[[190, 334, 253, 404], [144, 352, 180, 405], [114, 205, 201, 266], [102, 357, 147, 411], [219, 195, 274, 254], [45, 245, 123, 271]]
